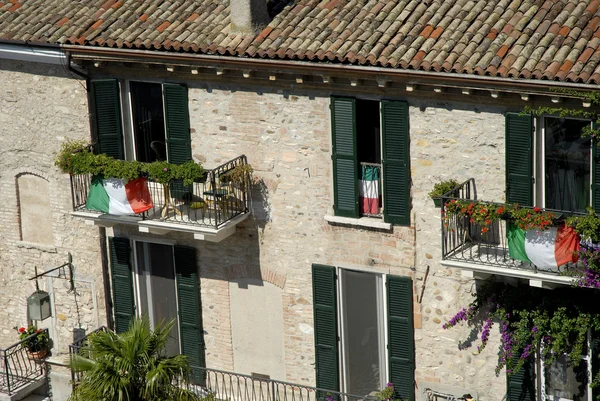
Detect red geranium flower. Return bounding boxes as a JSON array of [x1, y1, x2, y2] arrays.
[[19, 327, 26, 333], [534, 207, 541, 212]]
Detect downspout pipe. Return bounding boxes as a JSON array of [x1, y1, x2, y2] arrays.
[[65, 51, 88, 81]]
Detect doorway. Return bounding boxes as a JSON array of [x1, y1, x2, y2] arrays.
[[339, 269, 386, 395], [133, 241, 180, 356]]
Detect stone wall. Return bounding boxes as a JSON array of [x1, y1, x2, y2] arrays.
[[184, 86, 508, 398], [0, 56, 515, 400], [409, 101, 507, 399], [0, 59, 104, 355]]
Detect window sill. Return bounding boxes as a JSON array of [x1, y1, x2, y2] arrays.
[[324, 215, 392, 230]]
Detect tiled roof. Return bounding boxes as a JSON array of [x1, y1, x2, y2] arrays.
[[2, 0, 600, 84]]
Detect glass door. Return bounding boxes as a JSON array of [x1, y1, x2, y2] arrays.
[[134, 241, 180, 356], [340, 269, 386, 396]]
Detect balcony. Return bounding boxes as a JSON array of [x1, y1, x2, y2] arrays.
[[69, 156, 250, 242], [440, 179, 583, 288], [69, 327, 376, 401], [0, 330, 48, 401]]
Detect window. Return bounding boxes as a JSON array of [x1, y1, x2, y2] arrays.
[[339, 269, 386, 394], [89, 79, 191, 165], [133, 241, 179, 356], [506, 333, 599, 401], [108, 237, 205, 383], [331, 97, 410, 225], [129, 82, 167, 162], [506, 113, 599, 213], [540, 117, 591, 213], [312, 264, 415, 401]]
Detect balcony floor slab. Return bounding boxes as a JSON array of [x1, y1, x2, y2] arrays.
[[71, 211, 249, 242]]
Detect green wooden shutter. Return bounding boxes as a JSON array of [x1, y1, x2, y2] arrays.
[[109, 237, 134, 334], [175, 245, 206, 385], [506, 113, 533, 206], [331, 97, 359, 218], [312, 264, 339, 394], [381, 101, 410, 225], [164, 84, 192, 198], [506, 357, 536, 401], [592, 329, 600, 401], [387, 275, 415, 401], [592, 122, 600, 214], [90, 79, 124, 159]]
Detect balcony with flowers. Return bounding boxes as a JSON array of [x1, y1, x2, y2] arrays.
[[440, 179, 600, 289], [58, 141, 251, 242]]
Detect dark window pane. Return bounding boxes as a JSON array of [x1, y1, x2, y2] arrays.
[[356, 99, 382, 216], [130, 82, 166, 162], [544, 118, 591, 213], [341, 270, 382, 395]]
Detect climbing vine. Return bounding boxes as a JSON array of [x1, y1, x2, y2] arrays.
[[444, 280, 600, 393], [523, 88, 600, 141]]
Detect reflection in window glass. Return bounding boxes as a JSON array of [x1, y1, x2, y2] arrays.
[[545, 354, 587, 400], [544, 118, 591, 213], [130, 82, 167, 163], [341, 269, 384, 396]]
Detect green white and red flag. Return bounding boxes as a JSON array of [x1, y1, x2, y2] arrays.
[[86, 176, 153, 215], [507, 223, 579, 269]]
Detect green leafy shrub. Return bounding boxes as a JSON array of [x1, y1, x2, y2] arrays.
[[55, 140, 204, 185], [428, 179, 459, 199]]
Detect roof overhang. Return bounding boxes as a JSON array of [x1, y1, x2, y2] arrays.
[[62, 44, 600, 100]]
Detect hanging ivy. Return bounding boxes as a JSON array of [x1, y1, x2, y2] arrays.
[[55, 140, 204, 185], [444, 280, 600, 391], [523, 88, 600, 141]]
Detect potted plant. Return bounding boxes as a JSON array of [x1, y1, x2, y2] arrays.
[[428, 178, 459, 207], [15, 325, 49, 360]]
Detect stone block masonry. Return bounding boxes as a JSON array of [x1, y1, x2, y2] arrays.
[[0, 57, 513, 400], [185, 87, 507, 396], [0, 60, 104, 355]]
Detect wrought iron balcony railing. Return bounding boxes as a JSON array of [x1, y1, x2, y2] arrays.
[[440, 178, 584, 277], [69, 328, 378, 401], [70, 155, 250, 230], [0, 329, 48, 396]]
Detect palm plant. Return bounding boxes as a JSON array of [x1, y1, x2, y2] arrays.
[[70, 317, 198, 401]]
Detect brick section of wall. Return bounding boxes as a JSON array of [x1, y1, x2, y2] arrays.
[[0, 60, 104, 355]]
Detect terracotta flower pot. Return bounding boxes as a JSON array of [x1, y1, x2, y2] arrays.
[[26, 348, 48, 360]]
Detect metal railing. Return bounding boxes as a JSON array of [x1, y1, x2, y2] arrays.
[[0, 329, 48, 396], [69, 329, 377, 401], [359, 162, 382, 218], [70, 155, 250, 229], [68, 326, 107, 387], [193, 367, 377, 401], [424, 388, 475, 401], [440, 178, 583, 274]]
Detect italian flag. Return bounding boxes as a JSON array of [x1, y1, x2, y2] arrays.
[[359, 165, 380, 215], [86, 176, 154, 215], [507, 223, 580, 269]]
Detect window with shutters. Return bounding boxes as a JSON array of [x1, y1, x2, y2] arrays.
[[331, 97, 410, 225], [312, 264, 415, 400], [109, 237, 206, 382], [507, 113, 595, 213], [90, 79, 191, 165], [536, 117, 592, 213]]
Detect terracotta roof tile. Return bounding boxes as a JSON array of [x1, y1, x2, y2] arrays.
[[0, 0, 599, 83]]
